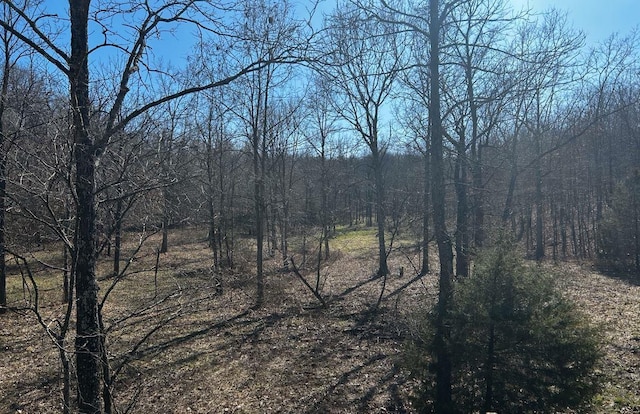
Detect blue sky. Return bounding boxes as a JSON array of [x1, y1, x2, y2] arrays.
[[511, 0, 639, 43], [39, 0, 638, 69]]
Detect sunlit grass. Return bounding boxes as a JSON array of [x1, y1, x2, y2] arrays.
[[4, 255, 65, 309], [332, 225, 378, 255]]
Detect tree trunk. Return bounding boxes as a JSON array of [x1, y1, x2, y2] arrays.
[[0, 24, 10, 314], [60, 341, 71, 414], [420, 150, 430, 276], [206, 130, 216, 255], [502, 135, 518, 223], [571, 207, 579, 257], [281, 200, 289, 269], [208, 195, 219, 269], [253, 65, 270, 306], [430, 0, 454, 410], [71, 1, 102, 412], [471, 140, 485, 248], [321, 143, 330, 260], [253, 139, 264, 306], [560, 206, 568, 258], [534, 142, 545, 260], [225, 182, 235, 268], [267, 197, 276, 258], [63, 243, 71, 303], [454, 142, 469, 278], [467, 63, 484, 249], [366, 185, 373, 227], [159, 129, 172, 254], [160, 208, 168, 253], [372, 149, 389, 277], [74, 79, 103, 412], [112, 199, 122, 278]]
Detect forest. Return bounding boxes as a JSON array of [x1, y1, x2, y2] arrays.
[[0, 0, 639, 413]]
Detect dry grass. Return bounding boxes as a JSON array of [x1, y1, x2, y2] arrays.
[[554, 263, 640, 413], [0, 226, 639, 413]]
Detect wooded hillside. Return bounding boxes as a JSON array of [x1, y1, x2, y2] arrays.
[[0, 0, 638, 412]]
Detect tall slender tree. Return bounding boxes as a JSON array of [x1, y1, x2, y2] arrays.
[[222, 0, 309, 305], [305, 76, 339, 263], [0, 0, 38, 313], [517, 10, 583, 260], [443, 0, 515, 271], [357, 0, 456, 407], [325, 4, 403, 277], [428, 0, 455, 408]]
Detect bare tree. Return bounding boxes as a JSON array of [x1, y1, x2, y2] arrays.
[[351, 0, 456, 406], [219, 0, 310, 306], [510, 10, 583, 260], [397, 94, 432, 276], [155, 97, 189, 253], [324, 3, 403, 277], [441, 0, 516, 275], [192, 88, 238, 270], [0, 0, 41, 312], [583, 32, 639, 251], [304, 75, 340, 275], [268, 99, 305, 269]]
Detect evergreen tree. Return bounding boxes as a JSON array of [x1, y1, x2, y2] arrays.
[[598, 170, 640, 277], [406, 239, 602, 413]]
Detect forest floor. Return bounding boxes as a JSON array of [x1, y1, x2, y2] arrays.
[[1, 226, 639, 413]]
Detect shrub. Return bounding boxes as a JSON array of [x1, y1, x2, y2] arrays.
[[597, 171, 640, 277], [405, 241, 602, 413]]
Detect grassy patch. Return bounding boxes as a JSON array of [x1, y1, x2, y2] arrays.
[[332, 225, 378, 255]]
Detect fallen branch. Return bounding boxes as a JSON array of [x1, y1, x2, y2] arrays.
[[289, 256, 326, 308]]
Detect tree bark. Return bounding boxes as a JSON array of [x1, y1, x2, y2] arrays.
[[430, 0, 454, 411], [253, 130, 265, 306], [70, 1, 102, 412], [534, 140, 545, 260], [112, 199, 122, 278], [0, 8, 14, 314], [420, 149, 430, 276], [454, 142, 469, 278], [372, 148, 389, 277], [502, 134, 518, 224], [205, 128, 219, 270], [253, 64, 271, 306], [159, 175, 169, 253], [0, 28, 8, 314], [320, 139, 330, 260], [63, 243, 71, 303], [467, 67, 484, 248]]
